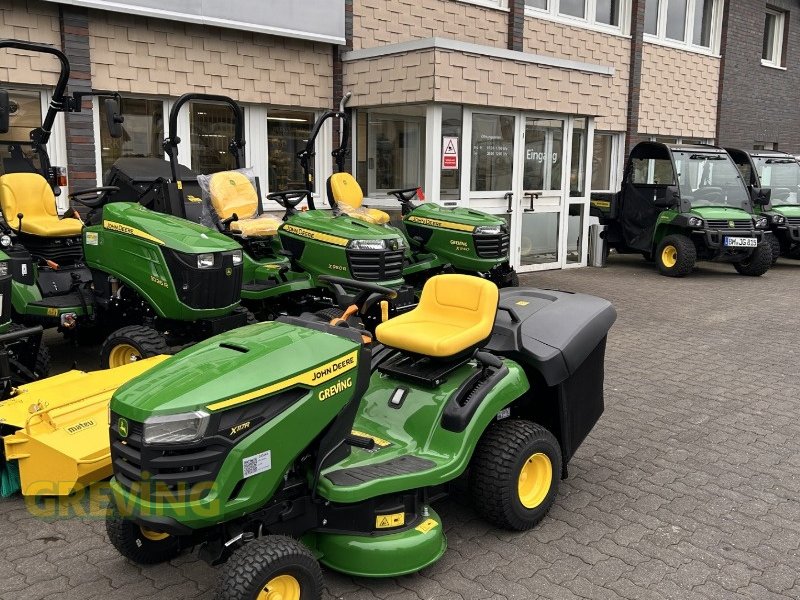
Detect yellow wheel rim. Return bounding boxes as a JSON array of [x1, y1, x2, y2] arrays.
[[517, 452, 553, 509], [139, 526, 169, 542], [108, 343, 142, 368], [661, 245, 678, 268], [258, 574, 301, 600]]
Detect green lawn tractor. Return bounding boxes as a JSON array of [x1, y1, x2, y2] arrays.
[[726, 148, 800, 263], [591, 141, 772, 277], [105, 273, 616, 599], [0, 40, 250, 367], [307, 94, 518, 288]]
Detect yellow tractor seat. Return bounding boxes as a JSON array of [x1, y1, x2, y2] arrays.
[[327, 173, 391, 225], [229, 214, 282, 237], [0, 173, 82, 237], [209, 170, 259, 221], [375, 274, 499, 358]]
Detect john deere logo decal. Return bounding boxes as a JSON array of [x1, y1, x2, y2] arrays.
[[117, 417, 129, 438], [728, 220, 735, 228], [226, 267, 233, 276]]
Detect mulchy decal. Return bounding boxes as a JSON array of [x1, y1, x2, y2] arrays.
[[282, 224, 348, 247], [104, 220, 165, 245], [206, 350, 359, 411], [406, 215, 475, 232]]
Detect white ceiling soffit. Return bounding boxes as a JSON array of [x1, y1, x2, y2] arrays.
[[47, 0, 346, 45]]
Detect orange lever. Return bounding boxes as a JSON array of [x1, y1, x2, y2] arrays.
[[46, 259, 60, 270], [329, 304, 359, 327]]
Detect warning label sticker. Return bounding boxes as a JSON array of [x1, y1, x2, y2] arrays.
[[375, 512, 405, 529], [442, 136, 459, 170], [415, 518, 439, 534]]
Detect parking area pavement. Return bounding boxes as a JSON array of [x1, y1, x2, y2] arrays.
[[2, 254, 799, 600]]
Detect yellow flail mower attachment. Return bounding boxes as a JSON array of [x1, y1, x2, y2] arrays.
[[0, 356, 167, 497]]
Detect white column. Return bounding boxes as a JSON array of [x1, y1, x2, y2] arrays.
[[424, 104, 442, 203]]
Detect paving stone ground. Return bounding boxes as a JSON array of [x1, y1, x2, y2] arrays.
[[2, 254, 800, 599]]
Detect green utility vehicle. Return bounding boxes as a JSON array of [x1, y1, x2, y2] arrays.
[[726, 148, 800, 262], [591, 142, 772, 277], [0, 40, 249, 367], [105, 274, 615, 599]]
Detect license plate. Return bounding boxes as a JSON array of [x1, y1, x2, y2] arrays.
[[724, 237, 757, 248]]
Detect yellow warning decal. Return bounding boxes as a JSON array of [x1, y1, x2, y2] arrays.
[[176, 181, 183, 190], [515, 300, 530, 306], [375, 512, 405, 529], [351, 429, 391, 448], [406, 215, 475, 232], [282, 224, 348, 247], [187, 195, 202, 203], [207, 350, 359, 411], [590, 200, 611, 209], [46, 307, 59, 317], [415, 518, 439, 534], [103, 220, 165, 245]]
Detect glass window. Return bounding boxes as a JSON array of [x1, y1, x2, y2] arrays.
[[692, 0, 713, 47], [99, 97, 163, 174], [190, 101, 239, 174], [520, 212, 559, 265], [762, 9, 785, 66], [631, 158, 675, 185], [665, 0, 687, 41], [672, 151, 748, 208], [0, 89, 41, 142], [559, 0, 585, 18], [525, 0, 548, 8], [596, 0, 619, 26], [592, 133, 614, 191], [523, 118, 563, 191], [440, 105, 462, 200], [471, 113, 515, 192], [267, 110, 314, 192], [570, 118, 587, 197], [644, 0, 660, 34], [356, 106, 426, 196], [566, 204, 584, 264]]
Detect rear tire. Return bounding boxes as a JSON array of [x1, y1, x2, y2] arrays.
[[766, 234, 781, 265], [505, 269, 520, 288], [655, 234, 696, 277], [100, 325, 169, 369], [734, 242, 772, 277], [469, 419, 562, 531], [105, 510, 181, 565], [217, 535, 323, 600]]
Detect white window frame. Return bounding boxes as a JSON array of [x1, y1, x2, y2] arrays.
[[457, 0, 509, 11], [761, 8, 786, 69], [643, 0, 724, 55], [524, 0, 632, 36]]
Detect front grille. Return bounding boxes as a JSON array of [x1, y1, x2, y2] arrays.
[[110, 414, 228, 500], [347, 249, 404, 281], [785, 217, 800, 226], [474, 231, 510, 258], [163, 249, 243, 310], [705, 219, 753, 231]]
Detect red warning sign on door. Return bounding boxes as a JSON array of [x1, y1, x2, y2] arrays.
[[442, 136, 459, 170]]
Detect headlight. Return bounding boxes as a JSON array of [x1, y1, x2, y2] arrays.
[[0, 235, 11, 248], [143, 411, 210, 445], [0, 261, 8, 277], [687, 217, 704, 228], [348, 239, 386, 251], [231, 250, 243, 265], [394, 236, 406, 248], [197, 253, 215, 268], [773, 215, 786, 225], [755, 216, 768, 229], [475, 225, 503, 235]]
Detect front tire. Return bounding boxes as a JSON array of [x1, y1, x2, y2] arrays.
[[100, 325, 169, 369], [655, 234, 696, 277], [469, 419, 562, 531], [766, 234, 781, 265], [217, 535, 323, 600], [734, 242, 772, 277], [106, 510, 181, 565]]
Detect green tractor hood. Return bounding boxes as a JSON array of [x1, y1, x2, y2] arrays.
[[406, 203, 506, 231], [772, 205, 800, 218], [283, 210, 404, 244], [100, 202, 241, 254], [111, 321, 362, 422], [690, 206, 753, 221]]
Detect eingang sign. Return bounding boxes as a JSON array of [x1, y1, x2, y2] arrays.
[[46, 0, 346, 44]]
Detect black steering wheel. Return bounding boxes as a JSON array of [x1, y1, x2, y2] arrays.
[[318, 275, 398, 315], [388, 187, 420, 203], [267, 189, 312, 216], [692, 187, 724, 204], [69, 186, 120, 208]]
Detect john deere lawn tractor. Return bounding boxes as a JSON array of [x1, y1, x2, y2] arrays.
[[591, 142, 772, 277], [0, 40, 250, 367], [727, 148, 800, 263], [105, 273, 616, 599]]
